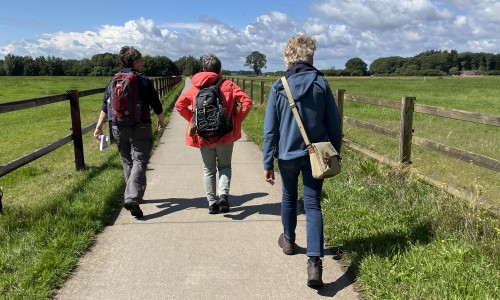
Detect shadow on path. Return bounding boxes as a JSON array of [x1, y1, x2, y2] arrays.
[[140, 192, 270, 221]]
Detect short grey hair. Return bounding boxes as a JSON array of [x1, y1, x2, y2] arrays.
[[202, 54, 222, 74], [283, 35, 316, 69]]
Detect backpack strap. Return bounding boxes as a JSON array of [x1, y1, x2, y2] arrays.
[[201, 77, 225, 89], [214, 77, 225, 87]]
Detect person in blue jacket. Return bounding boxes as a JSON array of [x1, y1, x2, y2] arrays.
[[262, 34, 342, 288]]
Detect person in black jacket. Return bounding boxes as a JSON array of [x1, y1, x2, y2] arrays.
[[94, 46, 165, 218]]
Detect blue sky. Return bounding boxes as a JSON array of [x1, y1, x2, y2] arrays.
[[1, 0, 499, 72]]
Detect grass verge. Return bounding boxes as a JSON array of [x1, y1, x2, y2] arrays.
[[243, 104, 500, 299], [0, 80, 184, 299]]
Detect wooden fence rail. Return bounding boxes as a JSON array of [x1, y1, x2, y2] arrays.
[[341, 92, 500, 215], [230, 78, 499, 214], [0, 76, 181, 212], [343, 93, 500, 172], [2, 77, 498, 214], [227, 78, 499, 172]]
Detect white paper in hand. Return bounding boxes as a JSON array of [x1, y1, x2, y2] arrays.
[[99, 135, 109, 151]]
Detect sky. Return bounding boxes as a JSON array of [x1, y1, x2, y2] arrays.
[[1, 0, 499, 72]]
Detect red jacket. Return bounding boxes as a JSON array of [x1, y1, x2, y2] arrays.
[[175, 72, 253, 148]]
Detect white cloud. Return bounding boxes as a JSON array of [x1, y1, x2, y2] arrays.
[[312, 0, 452, 31], [0, 1, 499, 72]]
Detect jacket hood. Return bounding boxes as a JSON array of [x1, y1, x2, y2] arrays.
[[191, 72, 221, 89], [281, 63, 326, 100], [280, 70, 324, 100]]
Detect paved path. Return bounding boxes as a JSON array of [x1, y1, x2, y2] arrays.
[[55, 78, 360, 299]]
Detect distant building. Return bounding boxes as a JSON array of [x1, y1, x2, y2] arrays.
[[461, 70, 480, 76]]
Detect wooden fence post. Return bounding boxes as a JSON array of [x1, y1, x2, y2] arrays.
[[155, 78, 160, 97], [260, 81, 265, 105], [250, 80, 254, 100], [335, 89, 345, 145], [399, 96, 415, 165], [242, 79, 246, 91], [67, 90, 86, 170]]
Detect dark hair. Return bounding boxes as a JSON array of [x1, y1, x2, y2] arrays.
[[119, 46, 142, 68], [202, 54, 222, 74]]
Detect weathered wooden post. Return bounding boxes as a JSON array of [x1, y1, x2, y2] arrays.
[[250, 80, 254, 100], [242, 79, 246, 91], [67, 90, 86, 170], [335, 89, 345, 145], [260, 81, 265, 105], [399, 96, 415, 165]]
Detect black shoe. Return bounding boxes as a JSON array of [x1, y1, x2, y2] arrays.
[[208, 203, 220, 214], [219, 195, 230, 213], [278, 233, 295, 255], [307, 259, 324, 288], [124, 199, 143, 218]]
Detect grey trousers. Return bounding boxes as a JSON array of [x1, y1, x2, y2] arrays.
[[112, 123, 153, 202], [200, 143, 234, 206]]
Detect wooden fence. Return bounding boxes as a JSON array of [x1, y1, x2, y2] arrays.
[[2, 77, 499, 215], [344, 93, 499, 215], [231, 78, 500, 214], [0, 76, 182, 212]]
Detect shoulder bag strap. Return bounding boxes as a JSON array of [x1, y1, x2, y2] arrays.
[[281, 76, 311, 146]]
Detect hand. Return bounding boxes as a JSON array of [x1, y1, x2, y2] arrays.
[[264, 170, 275, 185], [157, 113, 165, 132], [94, 127, 103, 141], [157, 119, 165, 132]]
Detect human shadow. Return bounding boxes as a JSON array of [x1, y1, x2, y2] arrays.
[[222, 195, 307, 220], [140, 192, 269, 221], [316, 221, 433, 297]]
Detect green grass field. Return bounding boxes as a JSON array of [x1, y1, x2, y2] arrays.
[[0, 76, 499, 299], [235, 75, 500, 203], [238, 75, 500, 299], [332, 76, 500, 204], [0, 77, 184, 299]]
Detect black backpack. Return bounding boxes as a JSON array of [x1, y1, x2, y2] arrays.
[[193, 78, 233, 139]]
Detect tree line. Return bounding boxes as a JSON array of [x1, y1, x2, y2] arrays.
[[1, 49, 499, 77], [0, 53, 208, 77], [324, 50, 500, 77]]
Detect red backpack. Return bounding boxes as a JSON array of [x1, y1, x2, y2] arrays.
[[106, 71, 142, 125]]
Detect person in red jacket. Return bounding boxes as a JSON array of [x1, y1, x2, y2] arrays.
[[175, 54, 253, 214]]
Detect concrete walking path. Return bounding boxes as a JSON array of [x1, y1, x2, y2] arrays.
[[55, 78, 360, 299]]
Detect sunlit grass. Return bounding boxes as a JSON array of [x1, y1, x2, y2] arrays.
[[243, 97, 500, 299], [0, 77, 184, 299]]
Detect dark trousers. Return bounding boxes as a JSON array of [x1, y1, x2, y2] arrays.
[[112, 123, 153, 202], [278, 156, 325, 257]]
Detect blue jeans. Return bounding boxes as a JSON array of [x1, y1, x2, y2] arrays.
[[200, 143, 234, 206], [112, 124, 153, 203], [278, 156, 324, 257]]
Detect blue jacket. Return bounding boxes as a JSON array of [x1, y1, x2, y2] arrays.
[[262, 67, 342, 171]]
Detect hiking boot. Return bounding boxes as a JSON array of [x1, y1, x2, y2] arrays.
[[219, 194, 230, 213], [208, 203, 220, 214], [123, 199, 143, 218], [307, 259, 324, 288], [278, 233, 295, 255]]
